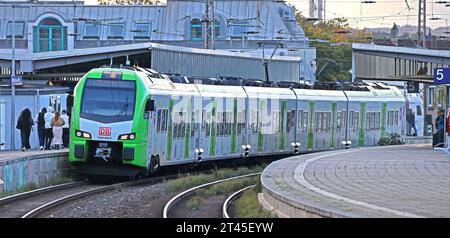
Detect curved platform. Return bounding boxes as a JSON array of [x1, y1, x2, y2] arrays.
[[260, 144, 450, 218]]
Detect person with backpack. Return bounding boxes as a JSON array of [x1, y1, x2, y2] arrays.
[[34, 107, 47, 150], [16, 108, 34, 151]]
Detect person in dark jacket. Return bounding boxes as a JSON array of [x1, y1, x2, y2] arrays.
[[34, 107, 47, 150], [16, 108, 34, 151]]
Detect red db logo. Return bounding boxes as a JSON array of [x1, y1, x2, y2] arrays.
[[99, 127, 111, 136]]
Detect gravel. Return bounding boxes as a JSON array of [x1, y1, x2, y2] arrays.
[[40, 182, 174, 218]]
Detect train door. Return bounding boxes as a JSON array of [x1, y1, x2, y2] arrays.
[[190, 95, 202, 161], [297, 101, 310, 152], [246, 96, 259, 156], [150, 94, 169, 164], [199, 97, 215, 160]]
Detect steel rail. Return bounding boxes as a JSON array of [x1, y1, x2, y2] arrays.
[[222, 184, 255, 218], [163, 172, 261, 218]]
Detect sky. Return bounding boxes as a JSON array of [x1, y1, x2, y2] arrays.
[[83, 0, 449, 29], [289, 0, 449, 29]]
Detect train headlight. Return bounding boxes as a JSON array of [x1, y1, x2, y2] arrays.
[[118, 133, 136, 140], [75, 130, 91, 139]]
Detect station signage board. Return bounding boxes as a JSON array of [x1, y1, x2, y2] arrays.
[[11, 75, 22, 86], [407, 82, 419, 93], [434, 68, 450, 85]]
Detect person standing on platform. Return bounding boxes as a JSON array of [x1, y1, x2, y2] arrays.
[[436, 109, 445, 147], [51, 111, 65, 150], [16, 108, 34, 151], [44, 106, 54, 150], [447, 109, 450, 155], [408, 111, 417, 136], [61, 110, 70, 148], [34, 107, 47, 150]]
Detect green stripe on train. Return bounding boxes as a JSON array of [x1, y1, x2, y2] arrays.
[[166, 98, 174, 160], [184, 97, 192, 160], [307, 101, 315, 150], [258, 99, 265, 152], [210, 99, 217, 156], [358, 103, 366, 147], [380, 103, 388, 138], [331, 102, 337, 148], [231, 98, 237, 153], [279, 100, 286, 150]]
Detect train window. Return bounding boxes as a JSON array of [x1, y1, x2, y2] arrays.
[[228, 112, 233, 136], [353, 113, 359, 132], [272, 111, 280, 134], [225, 111, 229, 136], [372, 113, 376, 130], [173, 112, 178, 139], [328, 112, 332, 132], [181, 112, 186, 139], [251, 110, 258, 134], [237, 111, 243, 135], [349, 111, 353, 127], [157, 109, 162, 133], [202, 109, 206, 132], [314, 112, 319, 132], [387, 111, 391, 126], [217, 112, 222, 137], [376, 112, 381, 130], [286, 110, 293, 133], [163, 109, 167, 132], [394, 110, 399, 126], [322, 112, 327, 132], [319, 112, 325, 132], [196, 110, 200, 132], [337, 112, 342, 132], [366, 113, 370, 131], [191, 111, 195, 138], [303, 111, 308, 132], [416, 106, 422, 116], [205, 112, 211, 137], [298, 110, 303, 129]]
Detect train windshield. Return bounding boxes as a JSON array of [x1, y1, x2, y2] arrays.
[[80, 78, 136, 123]]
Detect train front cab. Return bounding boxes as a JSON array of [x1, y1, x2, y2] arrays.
[[69, 69, 153, 177]]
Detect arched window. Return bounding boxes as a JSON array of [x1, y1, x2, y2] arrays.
[[33, 17, 67, 53], [190, 18, 203, 41]]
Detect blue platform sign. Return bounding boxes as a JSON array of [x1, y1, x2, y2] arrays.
[[11, 75, 22, 86], [434, 68, 450, 85]]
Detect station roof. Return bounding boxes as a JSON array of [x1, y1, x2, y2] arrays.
[[353, 43, 450, 65]]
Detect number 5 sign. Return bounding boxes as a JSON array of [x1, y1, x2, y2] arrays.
[[434, 68, 450, 85]]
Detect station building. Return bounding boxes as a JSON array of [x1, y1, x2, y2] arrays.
[[0, 0, 315, 81]]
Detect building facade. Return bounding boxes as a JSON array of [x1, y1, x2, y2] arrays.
[[0, 0, 316, 82]]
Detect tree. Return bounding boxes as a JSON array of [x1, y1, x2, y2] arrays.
[[296, 14, 372, 82], [98, 0, 162, 5]]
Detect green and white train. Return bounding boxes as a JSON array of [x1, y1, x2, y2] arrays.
[[69, 67, 406, 177]]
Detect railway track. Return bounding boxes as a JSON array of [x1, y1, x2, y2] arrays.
[[0, 175, 176, 218], [163, 172, 261, 218], [222, 185, 256, 218]]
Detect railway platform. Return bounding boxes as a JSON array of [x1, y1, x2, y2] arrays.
[[0, 149, 70, 194], [260, 144, 450, 218]]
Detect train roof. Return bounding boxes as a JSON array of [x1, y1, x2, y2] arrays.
[[85, 67, 405, 101]]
